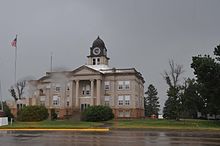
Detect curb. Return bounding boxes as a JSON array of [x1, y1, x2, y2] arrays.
[[0, 128, 109, 132]]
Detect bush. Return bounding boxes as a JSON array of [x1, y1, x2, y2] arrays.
[[81, 105, 114, 122], [51, 109, 57, 120], [17, 105, 48, 122]]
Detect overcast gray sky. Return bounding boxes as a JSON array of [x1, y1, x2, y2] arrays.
[[1, 0, 220, 110]]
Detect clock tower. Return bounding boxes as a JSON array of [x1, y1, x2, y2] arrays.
[[87, 36, 109, 65]]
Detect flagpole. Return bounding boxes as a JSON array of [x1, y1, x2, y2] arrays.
[[50, 52, 53, 72], [14, 35, 17, 85], [0, 81, 3, 111]]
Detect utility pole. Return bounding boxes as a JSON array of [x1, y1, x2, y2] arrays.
[[50, 52, 53, 72]]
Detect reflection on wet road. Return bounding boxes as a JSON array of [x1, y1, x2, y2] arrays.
[[0, 130, 219, 146]]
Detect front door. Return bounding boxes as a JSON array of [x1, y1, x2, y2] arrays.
[[80, 103, 90, 111]]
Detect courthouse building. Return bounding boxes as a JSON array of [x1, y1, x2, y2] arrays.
[[28, 37, 145, 118]]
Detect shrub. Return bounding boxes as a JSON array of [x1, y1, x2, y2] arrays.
[[81, 105, 114, 122], [17, 105, 48, 122], [51, 109, 57, 120]]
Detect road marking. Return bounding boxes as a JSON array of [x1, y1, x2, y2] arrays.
[[0, 128, 109, 132]]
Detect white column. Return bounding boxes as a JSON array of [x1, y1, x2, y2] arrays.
[[75, 80, 79, 107], [69, 80, 73, 107], [49, 82, 53, 108], [90, 79, 94, 105], [96, 79, 101, 105]]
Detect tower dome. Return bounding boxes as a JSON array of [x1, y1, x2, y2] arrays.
[[87, 36, 109, 66], [92, 36, 106, 49]]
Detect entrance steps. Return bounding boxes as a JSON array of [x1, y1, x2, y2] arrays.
[[70, 108, 81, 121]]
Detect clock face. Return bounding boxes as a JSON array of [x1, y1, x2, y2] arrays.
[[93, 47, 101, 55]]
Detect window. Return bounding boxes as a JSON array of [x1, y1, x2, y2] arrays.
[[55, 84, 61, 92], [118, 81, 123, 90], [118, 81, 130, 90], [66, 96, 70, 107], [118, 95, 131, 106], [39, 89, 44, 95], [97, 58, 100, 65], [118, 96, 123, 105], [40, 96, 46, 106], [125, 95, 130, 105], [124, 81, 130, 89], [104, 81, 110, 90], [53, 100, 59, 105], [86, 85, 90, 95], [56, 111, 60, 118], [104, 96, 110, 106], [86, 90, 90, 95], [53, 96, 60, 106], [125, 111, 130, 117], [56, 87, 60, 92], [53, 100, 58, 105], [40, 101, 45, 106], [17, 104, 25, 110], [118, 111, 124, 117], [92, 58, 100, 65], [67, 83, 70, 91], [93, 59, 96, 65], [82, 85, 90, 96], [46, 84, 51, 89], [81, 104, 90, 111], [40, 96, 46, 101], [82, 87, 85, 95]]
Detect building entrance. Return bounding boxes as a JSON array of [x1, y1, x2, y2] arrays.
[[80, 103, 90, 111]]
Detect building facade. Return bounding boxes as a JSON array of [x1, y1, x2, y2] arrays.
[[28, 37, 145, 119]]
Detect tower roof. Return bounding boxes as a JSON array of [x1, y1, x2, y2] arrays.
[[92, 36, 106, 49]]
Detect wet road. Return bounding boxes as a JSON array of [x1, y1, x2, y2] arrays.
[[0, 130, 220, 146]]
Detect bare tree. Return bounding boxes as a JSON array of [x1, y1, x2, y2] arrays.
[[9, 80, 27, 101], [16, 80, 26, 99], [9, 87, 18, 101], [163, 60, 184, 88]]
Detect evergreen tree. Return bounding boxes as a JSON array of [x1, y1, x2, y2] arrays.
[[163, 60, 184, 120], [181, 78, 204, 119], [191, 45, 220, 116], [144, 84, 160, 117], [163, 86, 182, 119]]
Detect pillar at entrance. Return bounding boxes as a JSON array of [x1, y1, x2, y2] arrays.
[[96, 79, 101, 105], [75, 80, 79, 107], [90, 79, 94, 105]]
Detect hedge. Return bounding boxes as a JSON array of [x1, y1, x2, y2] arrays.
[[17, 105, 48, 122], [81, 105, 114, 122]]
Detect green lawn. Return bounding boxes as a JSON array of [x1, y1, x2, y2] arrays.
[[1, 119, 220, 131], [109, 119, 220, 131]]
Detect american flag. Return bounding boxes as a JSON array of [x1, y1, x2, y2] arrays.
[[11, 36, 17, 47]]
